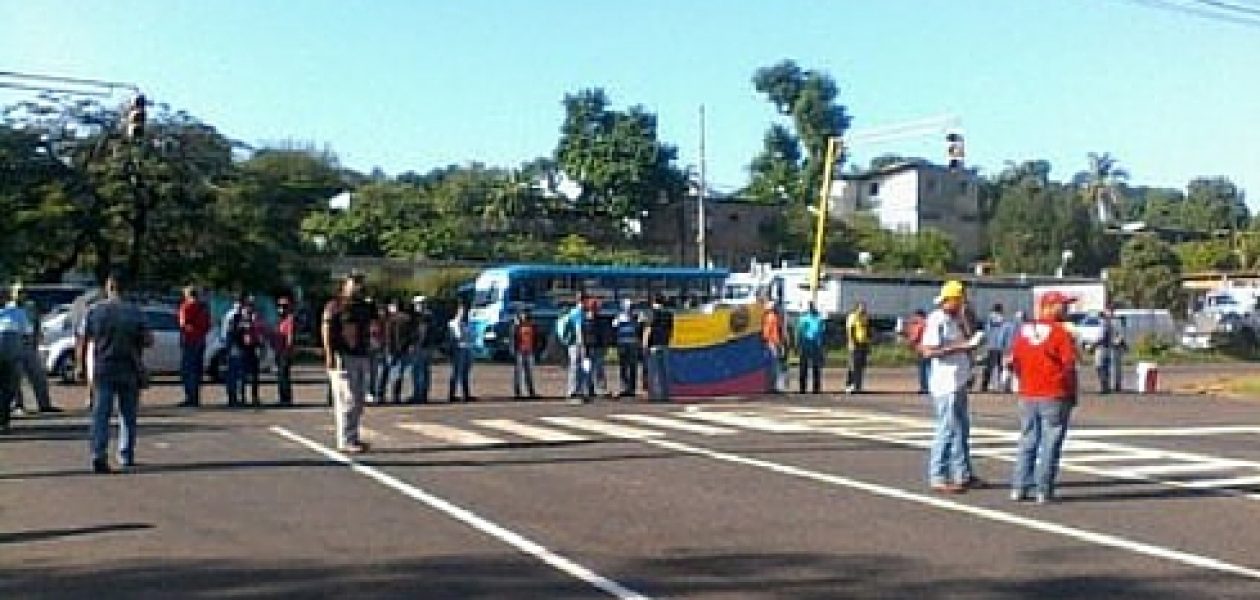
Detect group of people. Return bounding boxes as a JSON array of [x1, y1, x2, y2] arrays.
[[918, 280, 1087, 504], [0, 283, 62, 433], [546, 293, 675, 404], [759, 299, 872, 396], [173, 288, 300, 409]]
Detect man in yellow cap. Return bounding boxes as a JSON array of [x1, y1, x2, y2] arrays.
[[920, 280, 983, 494]]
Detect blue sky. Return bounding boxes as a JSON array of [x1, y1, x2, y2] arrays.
[[4, 0, 1259, 204]]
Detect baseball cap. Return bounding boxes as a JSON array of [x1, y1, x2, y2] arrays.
[[412, 295, 427, 304], [1039, 291, 1078, 308], [934, 280, 966, 304]]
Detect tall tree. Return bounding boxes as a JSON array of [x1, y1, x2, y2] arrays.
[[1073, 152, 1129, 224], [1108, 235, 1184, 311], [750, 60, 851, 204], [554, 89, 685, 224]]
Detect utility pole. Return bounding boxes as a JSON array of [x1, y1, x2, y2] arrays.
[[697, 104, 708, 269]]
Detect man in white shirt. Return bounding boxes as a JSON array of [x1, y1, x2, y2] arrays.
[[920, 280, 981, 494]]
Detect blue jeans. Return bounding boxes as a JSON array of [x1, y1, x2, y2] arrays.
[[1012, 399, 1074, 497], [411, 348, 431, 402], [448, 347, 472, 400], [566, 345, 583, 397], [799, 341, 824, 393], [376, 352, 407, 403], [645, 346, 671, 401], [91, 378, 140, 464], [928, 389, 972, 485], [917, 358, 930, 394], [513, 351, 537, 397], [225, 349, 245, 405], [180, 341, 205, 405]]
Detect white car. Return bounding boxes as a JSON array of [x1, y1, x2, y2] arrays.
[[41, 304, 273, 384]]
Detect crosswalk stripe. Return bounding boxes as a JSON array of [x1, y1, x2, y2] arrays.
[[1112, 462, 1246, 476], [1061, 452, 1165, 464], [397, 422, 507, 446], [612, 414, 736, 436], [473, 419, 589, 443], [539, 417, 665, 440], [680, 411, 814, 433], [1183, 475, 1260, 488]]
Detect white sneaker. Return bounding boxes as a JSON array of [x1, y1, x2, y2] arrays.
[[844, 385, 856, 394]]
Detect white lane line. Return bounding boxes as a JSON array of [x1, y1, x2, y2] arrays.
[[611, 414, 736, 436], [679, 411, 814, 433], [397, 422, 507, 446], [637, 435, 1260, 582], [539, 417, 665, 440], [1113, 462, 1246, 476], [1060, 452, 1166, 464], [1185, 475, 1260, 489], [1071, 426, 1260, 438], [474, 419, 589, 444], [270, 427, 651, 600]]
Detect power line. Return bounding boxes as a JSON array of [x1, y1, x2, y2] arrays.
[[0, 70, 138, 92], [1119, 0, 1260, 28], [1189, 0, 1260, 17]]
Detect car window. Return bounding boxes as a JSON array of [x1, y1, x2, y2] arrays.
[[144, 310, 181, 331]]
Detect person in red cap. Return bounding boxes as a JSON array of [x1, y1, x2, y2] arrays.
[[1008, 291, 1079, 504]]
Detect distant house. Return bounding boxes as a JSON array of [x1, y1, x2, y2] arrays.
[[832, 162, 984, 262]]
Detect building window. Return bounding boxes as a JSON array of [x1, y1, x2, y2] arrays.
[[868, 182, 880, 196]]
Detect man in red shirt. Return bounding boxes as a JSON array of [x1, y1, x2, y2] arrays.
[[1008, 291, 1079, 504], [274, 298, 297, 405], [177, 286, 211, 407]]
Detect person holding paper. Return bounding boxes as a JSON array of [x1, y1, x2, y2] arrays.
[[920, 280, 983, 494]]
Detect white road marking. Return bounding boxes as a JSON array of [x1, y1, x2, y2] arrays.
[[679, 411, 813, 433], [474, 419, 590, 444], [1071, 426, 1260, 438], [397, 422, 507, 446], [610, 414, 736, 436], [1185, 475, 1260, 488], [270, 427, 651, 600], [638, 435, 1260, 582], [1116, 462, 1247, 476], [1060, 452, 1167, 464], [539, 417, 664, 440], [696, 405, 1260, 498]]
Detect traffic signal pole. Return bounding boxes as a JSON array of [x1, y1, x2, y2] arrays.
[[809, 137, 842, 304]]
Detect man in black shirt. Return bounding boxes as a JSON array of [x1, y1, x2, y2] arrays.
[[642, 295, 674, 402], [322, 275, 379, 453], [79, 273, 153, 473]]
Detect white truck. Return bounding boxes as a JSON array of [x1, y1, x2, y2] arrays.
[[1181, 285, 1260, 350], [721, 265, 1103, 335]]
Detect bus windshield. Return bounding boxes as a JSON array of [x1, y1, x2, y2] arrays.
[[472, 285, 500, 309]]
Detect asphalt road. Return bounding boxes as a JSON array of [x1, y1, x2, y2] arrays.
[[4, 363, 1260, 599]]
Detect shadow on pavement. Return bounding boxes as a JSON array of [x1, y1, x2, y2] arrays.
[[0, 552, 1238, 599]]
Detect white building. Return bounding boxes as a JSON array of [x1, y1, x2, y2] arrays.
[[831, 162, 984, 262]]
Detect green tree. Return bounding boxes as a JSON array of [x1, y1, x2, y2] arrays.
[[1174, 239, 1235, 272], [1108, 235, 1183, 311], [554, 89, 685, 224], [1072, 152, 1129, 224], [988, 182, 1114, 276], [744, 125, 804, 204], [750, 60, 851, 204]]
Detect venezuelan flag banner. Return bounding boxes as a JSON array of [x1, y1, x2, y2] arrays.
[[667, 304, 774, 397]]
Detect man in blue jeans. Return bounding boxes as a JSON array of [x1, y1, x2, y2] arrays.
[[78, 273, 153, 474], [1009, 291, 1079, 504], [920, 280, 981, 494], [642, 295, 674, 402], [409, 296, 434, 404]]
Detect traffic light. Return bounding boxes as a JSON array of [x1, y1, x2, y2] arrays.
[[945, 131, 965, 170], [126, 93, 147, 139]]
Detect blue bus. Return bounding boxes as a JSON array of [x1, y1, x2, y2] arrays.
[[467, 264, 729, 359]]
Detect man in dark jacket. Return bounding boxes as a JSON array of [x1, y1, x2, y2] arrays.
[[377, 299, 415, 404]]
